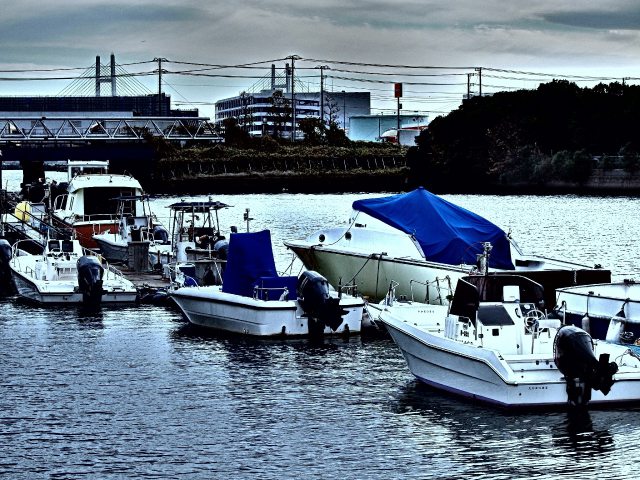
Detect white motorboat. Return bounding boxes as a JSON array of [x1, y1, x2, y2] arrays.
[[92, 195, 171, 264], [284, 187, 610, 307], [8, 238, 138, 305], [170, 229, 365, 336], [376, 274, 640, 408], [50, 160, 146, 249], [554, 280, 640, 344]]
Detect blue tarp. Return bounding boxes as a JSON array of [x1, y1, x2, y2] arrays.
[[352, 187, 515, 270], [222, 230, 279, 297]]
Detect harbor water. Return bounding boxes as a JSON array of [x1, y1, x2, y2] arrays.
[[2, 170, 640, 478]]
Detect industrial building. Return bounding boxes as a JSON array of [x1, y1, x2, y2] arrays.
[[348, 114, 428, 145]]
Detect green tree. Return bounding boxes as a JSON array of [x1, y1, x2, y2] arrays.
[[268, 91, 292, 139], [222, 117, 250, 147], [298, 117, 326, 145]]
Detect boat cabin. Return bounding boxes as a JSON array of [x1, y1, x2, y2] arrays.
[[33, 239, 84, 281], [446, 275, 558, 354]]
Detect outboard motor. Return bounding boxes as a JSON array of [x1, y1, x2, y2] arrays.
[[297, 270, 347, 335], [0, 239, 13, 292], [213, 238, 229, 259], [553, 325, 619, 406], [153, 225, 170, 244], [77, 256, 104, 307]]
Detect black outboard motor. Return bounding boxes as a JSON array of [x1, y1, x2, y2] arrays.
[[77, 256, 104, 307], [297, 270, 347, 335], [553, 325, 619, 406], [153, 225, 170, 244], [0, 239, 13, 292]]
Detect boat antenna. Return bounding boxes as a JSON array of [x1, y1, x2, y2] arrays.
[[243, 208, 253, 232]]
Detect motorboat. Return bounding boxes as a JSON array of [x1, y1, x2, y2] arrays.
[[160, 199, 233, 286], [170, 229, 365, 336], [92, 195, 171, 264], [8, 238, 138, 305], [284, 187, 610, 307], [554, 280, 640, 344], [375, 274, 640, 408], [50, 160, 146, 249]]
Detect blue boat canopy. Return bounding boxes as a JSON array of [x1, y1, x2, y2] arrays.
[[222, 229, 297, 299], [352, 187, 515, 270]]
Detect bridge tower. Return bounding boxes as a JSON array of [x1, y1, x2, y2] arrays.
[[95, 54, 117, 97]]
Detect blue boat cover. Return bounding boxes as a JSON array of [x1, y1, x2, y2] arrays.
[[352, 187, 514, 270], [222, 229, 279, 297]]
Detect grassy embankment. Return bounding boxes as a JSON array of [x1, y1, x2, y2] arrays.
[[149, 142, 410, 194]]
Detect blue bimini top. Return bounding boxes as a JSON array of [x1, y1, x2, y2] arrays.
[[221, 229, 279, 297], [352, 187, 514, 270]]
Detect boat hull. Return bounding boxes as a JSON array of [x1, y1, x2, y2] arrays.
[[93, 235, 128, 263], [171, 286, 364, 336], [11, 270, 137, 304], [556, 282, 640, 341], [51, 217, 116, 250], [286, 241, 611, 307], [382, 314, 640, 408]]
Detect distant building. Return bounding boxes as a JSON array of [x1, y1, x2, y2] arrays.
[[0, 93, 198, 118], [214, 64, 370, 139], [349, 114, 428, 144]]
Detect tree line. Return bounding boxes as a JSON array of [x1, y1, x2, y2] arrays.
[[407, 80, 640, 191]]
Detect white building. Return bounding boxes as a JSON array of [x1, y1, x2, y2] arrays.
[[214, 64, 370, 139]]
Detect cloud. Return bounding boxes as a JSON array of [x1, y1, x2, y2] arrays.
[[1, 0, 640, 117], [542, 8, 640, 30]]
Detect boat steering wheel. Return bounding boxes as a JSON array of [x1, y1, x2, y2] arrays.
[[524, 309, 545, 333]]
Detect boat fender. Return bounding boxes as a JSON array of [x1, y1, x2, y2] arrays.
[[605, 316, 625, 343], [581, 315, 590, 334]]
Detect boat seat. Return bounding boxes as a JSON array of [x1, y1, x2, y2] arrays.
[[254, 276, 298, 301]]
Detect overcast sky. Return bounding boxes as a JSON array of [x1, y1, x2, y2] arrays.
[[1, 0, 640, 119]]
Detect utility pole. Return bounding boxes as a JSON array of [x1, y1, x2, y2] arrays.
[[317, 65, 329, 125], [289, 55, 300, 141], [394, 83, 403, 133], [467, 73, 472, 99], [475, 67, 482, 97], [342, 90, 346, 131], [154, 57, 167, 116]]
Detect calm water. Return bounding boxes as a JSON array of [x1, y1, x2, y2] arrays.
[[2, 171, 640, 478]]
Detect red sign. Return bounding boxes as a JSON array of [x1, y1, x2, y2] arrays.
[[394, 83, 403, 98]]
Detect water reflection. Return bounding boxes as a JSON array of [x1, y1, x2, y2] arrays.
[[552, 408, 615, 457]]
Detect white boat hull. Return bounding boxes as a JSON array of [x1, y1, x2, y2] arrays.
[[11, 270, 138, 304], [171, 286, 364, 336], [555, 282, 640, 341], [285, 229, 610, 307], [382, 313, 640, 408], [287, 241, 464, 304]]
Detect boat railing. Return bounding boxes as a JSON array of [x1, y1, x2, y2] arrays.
[[409, 276, 454, 305], [253, 286, 290, 302], [338, 282, 358, 298], [79, 213, 120, 224]]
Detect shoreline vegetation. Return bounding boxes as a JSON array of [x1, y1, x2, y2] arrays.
[[18, 79, 636, 196]]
